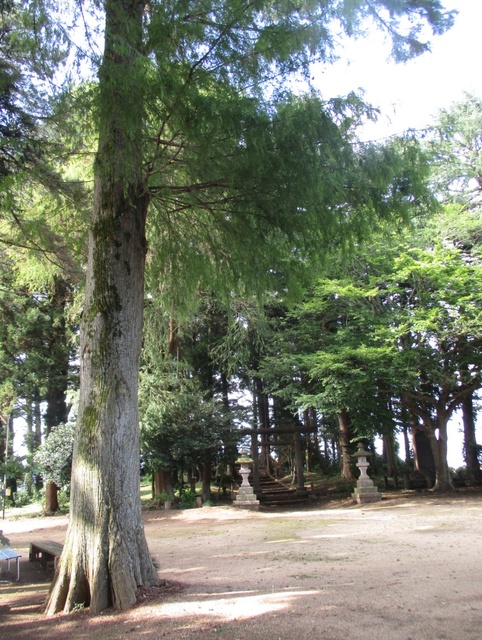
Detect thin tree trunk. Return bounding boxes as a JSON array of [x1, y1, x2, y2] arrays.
[[402, 423, 412, 467], [202, 453, 212, 503], [294, 431, 307, 495], [383, 432, 399, 489], [24, 400, 36, 496], [255, 377, 271, 473], [462, 395, 482, 484], [5, 415, 16, 504], [303, 409, 312, 472], [45, 0, 158, 615], [34, 398, 43, 491]]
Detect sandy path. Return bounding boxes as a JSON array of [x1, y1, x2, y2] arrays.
[[1, 493, 482, 639]]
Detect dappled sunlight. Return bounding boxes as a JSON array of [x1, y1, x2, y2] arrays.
[[213, 550, 271, 558], [160, 565, 207, 575], [311, 533, 364, 539], [265, 538, 308, 545], [2, 515, 68, 535], [143, 507, 262, 526], [0, 582, 48, 595], [196, 589, 259, 597], [132, 588, 322, 622]]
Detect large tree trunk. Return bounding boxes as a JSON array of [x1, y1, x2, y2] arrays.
[[426, 415, 455, 493], [402, 393, 454, 492], [45, 482, 59, 513], [153, 469, 174, 501], [45, 0, 158, 615], [382, 432, 399, 489], [337, 410, 356, 481], [412, 427, 436, 488]]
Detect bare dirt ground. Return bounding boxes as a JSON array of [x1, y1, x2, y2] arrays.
[[1, 490, 482, 640]]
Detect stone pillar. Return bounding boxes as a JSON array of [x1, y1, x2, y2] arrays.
[[352, 442, 381, 504], [234, 452, 260, 510]]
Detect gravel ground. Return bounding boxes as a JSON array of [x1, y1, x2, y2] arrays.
[[1, 490, 482, 639]]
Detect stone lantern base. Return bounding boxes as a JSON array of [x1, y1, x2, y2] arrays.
[[352, 485, 382, 504], [234, 488, 260, 510], [233, 455, 260, 510]]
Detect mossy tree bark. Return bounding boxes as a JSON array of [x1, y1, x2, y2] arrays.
[[45, 0, 158, 615]]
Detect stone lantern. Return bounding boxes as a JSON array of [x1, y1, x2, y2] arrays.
[[233, 451, 260, 510], [352, 442, 381, 504]]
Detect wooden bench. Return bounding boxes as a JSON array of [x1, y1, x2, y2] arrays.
[[0, 547, 22, 581], [29, 541, 64, 570]]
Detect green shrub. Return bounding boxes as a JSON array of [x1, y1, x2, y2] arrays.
[[179, 488, 197, 509], [154, 491, 173, 503], [12, 490, 33, 508], [57, 488, 70, 512]]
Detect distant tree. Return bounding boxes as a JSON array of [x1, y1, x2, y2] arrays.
[[34, 421, 75, 490], [258, 219, 482, 493], [429, 94, 482, 209], [391, 249, 481, 489]]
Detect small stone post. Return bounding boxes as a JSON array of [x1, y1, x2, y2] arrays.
[[234, 451, 260, 510], [352, 442, 381, 504]]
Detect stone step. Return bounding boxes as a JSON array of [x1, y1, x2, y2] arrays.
[[234, 471, 310, 506], [257, 475, 309, 506]]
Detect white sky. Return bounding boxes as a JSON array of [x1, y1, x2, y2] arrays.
[[314, 0, 482, 141]]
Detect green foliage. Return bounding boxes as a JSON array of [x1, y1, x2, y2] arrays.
[[178, 488, 197, 509], [428, 93, 482, 208], [34, 421, 75, 487], [1, 455, 25, 484], [256, 203, 482, 443], [135, 2, 452, 317], [57, 487, 70, 512], [0, 264, 78, 456], [139, 350, 232, 472], [0, 1, 87, 287], [153, 491, 172, 504], [146, 91, 438, 315], [11, 489, 34, 508]]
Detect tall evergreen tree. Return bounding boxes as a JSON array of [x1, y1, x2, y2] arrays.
[[25, 0, 454, 615]]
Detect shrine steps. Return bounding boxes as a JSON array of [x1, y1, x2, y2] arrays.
[[256, 473, 309, 507]]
